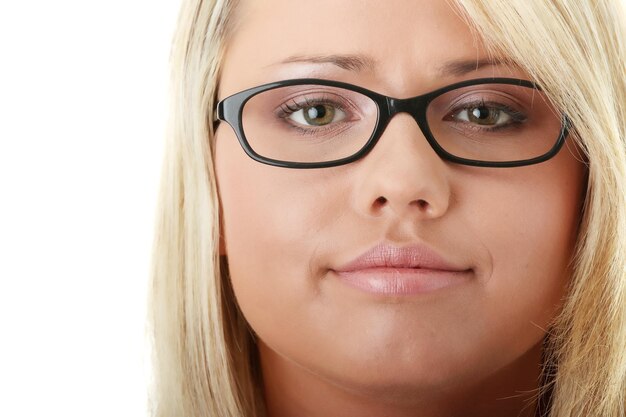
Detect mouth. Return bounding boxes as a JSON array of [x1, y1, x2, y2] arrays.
[[331, 243, 473, 296]]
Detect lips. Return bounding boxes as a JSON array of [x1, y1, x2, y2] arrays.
[[334, 242, 468, 272], [332, 243, 472, 295]]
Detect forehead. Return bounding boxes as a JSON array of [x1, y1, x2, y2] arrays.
[[220, 0, 519, 97]]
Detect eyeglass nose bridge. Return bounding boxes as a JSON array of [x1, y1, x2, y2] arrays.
[[385, 94, 430, 122], [378, 94, 439, 146]]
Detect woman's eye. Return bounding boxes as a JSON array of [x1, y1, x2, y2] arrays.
[[452, 106, 512, 126], [448, 105, 525, 127], [288, 104, 346, 127]]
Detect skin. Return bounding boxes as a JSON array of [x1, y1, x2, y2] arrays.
[[214, 1, 586, 416]]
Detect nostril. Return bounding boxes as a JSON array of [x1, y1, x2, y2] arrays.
[[373, 196, 430, 211], [374, 196, 387, 208]]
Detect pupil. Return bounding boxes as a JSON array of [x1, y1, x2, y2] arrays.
[[470, 106, 498, 125], [472, 107, 490, 120], [307, 105, 326, 120]]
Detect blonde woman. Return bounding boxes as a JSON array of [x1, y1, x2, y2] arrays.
[[148, 0, 626, 416]]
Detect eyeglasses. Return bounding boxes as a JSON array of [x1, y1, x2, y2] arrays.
[[216, 77, 569, 169]]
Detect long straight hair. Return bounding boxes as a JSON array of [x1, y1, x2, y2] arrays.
[[148, 1, 626, 416]]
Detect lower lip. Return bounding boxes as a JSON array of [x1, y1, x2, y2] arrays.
[[333, 267, 471, 296]]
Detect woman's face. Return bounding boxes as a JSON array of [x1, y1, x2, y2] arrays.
[[215, 0, 585, 407]]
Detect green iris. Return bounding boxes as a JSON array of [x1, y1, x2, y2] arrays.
[[303, 105, 336, 126], [468, 106, 501, 125]]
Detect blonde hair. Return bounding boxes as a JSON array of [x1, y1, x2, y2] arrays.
[[148, 0, 626, 416]]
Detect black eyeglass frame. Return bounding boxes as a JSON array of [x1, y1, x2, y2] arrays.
[[216, 77, 570, 169]]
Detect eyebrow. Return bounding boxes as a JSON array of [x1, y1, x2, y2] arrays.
[[437, 57, 515, 76], [275, 54, 378, 72], [273, 54, 515, 76]]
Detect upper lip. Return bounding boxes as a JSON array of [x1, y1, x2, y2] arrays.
[[333, 242, 469, 272]]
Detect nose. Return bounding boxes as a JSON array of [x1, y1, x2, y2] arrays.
[[352, 113, 452, 220]]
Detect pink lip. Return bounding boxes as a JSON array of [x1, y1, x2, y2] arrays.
[[332, 243, 472, 296]]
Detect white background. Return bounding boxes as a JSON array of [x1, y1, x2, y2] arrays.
[[0, 1, 182, 415]]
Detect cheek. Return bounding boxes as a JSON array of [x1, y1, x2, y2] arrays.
[[215, 126, 349, 332], [459, 148, 585, 352]]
